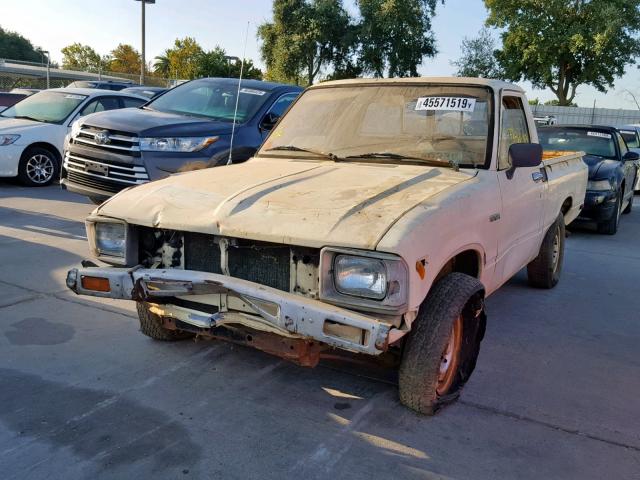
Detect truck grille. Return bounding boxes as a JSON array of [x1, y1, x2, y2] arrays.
[[63, 153, 149, 193], [72, 125, 140, 156], [140, 230, 319, 293]]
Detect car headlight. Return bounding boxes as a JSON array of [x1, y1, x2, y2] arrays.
[[139, 136, 219, 152], [92, 222, 126, 258], [588, 179, 613, 191], [320, 248, 409, 313], [70, 120, 82, 138], [334, 255, 387, 299], [0, 134, 20, 146]]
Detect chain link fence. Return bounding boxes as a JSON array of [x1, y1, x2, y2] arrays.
[[531, 104, 640, 126], [0, 58, 170, 91]]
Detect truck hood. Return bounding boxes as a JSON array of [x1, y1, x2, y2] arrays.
[[80, 108, 234, 137], [582, 154, 620, 180], [97, 158, 475, 250]]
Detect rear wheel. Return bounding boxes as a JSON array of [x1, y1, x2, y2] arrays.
[[399, 273, 486, 415], [598, 192, 621, 235], [527, 214, 565, 289], [136, 302, 193, 341], [18, 147, 59, 186]]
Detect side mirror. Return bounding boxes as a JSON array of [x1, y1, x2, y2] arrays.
[[260, 112, 280, 132], [506, 143, 543, 179], [623, 151, 640, 162]]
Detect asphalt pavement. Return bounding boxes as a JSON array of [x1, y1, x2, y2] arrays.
[[0, 181, 639, 480]]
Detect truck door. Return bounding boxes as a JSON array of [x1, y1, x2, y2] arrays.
[[496, 94, 545, 281]]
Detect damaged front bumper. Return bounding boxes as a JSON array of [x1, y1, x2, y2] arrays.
[[66, 266, 392, 356]]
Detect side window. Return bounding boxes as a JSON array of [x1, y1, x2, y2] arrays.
[[79, 97, 121, 117], [122, 97, 146, 108], [498, 96, 531, 170], [616, 132, 629, 156], [267, 93, 299, 118]]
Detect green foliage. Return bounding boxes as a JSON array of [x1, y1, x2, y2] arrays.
[[357, 0, 443, 77], [196, 46, 263, 80], [0, 26, 42, 62], [544, 99, 577, 107], [528, 98, 540, 106], [452, 27, 502, 79], [163, 37, 203, 80], [258, 0, 355, 85], [108, 44, 141, 74], [61, 43, 104, 72], [485, 0, 640, 106]]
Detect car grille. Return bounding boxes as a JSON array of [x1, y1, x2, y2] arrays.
[[140, 230, 319, 293], [63, 153, 149, 194], [72, 125, 140, 156]]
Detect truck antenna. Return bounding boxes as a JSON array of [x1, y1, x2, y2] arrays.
[[227, 21, 250, 166]]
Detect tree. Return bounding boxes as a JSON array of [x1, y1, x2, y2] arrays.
[[153, 54, 170, 77], [196, 46, 263, 79], [357, 0, 444, 77], [0, 26, 42, 62], [485, 0, 640, 106], [61, 43, 103, 72], [164, 37, 203, 80], [108, 44, 141, 74], [452, 27, 502, 79], [258, 0, 354, 85], [544, 99, 577, 107]]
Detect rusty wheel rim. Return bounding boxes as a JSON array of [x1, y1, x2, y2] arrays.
[[436, 315, 463, 396]]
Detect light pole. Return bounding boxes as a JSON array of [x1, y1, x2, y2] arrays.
[[224, 56, 240, 77], [135, 0, 155, 85], [36, 49, 50, 89]]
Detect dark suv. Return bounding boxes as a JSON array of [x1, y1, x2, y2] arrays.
[[61, 78, 302, 203]]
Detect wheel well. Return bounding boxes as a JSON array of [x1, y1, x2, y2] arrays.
[[434, 250, 481, 283], [561, 197, 572, 217], [23, 142, 62, 164]]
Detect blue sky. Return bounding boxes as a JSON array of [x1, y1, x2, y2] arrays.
[[3, 0, 640, 109]]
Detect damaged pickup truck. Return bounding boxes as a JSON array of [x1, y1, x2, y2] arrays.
[[66, 78, 588, 415]]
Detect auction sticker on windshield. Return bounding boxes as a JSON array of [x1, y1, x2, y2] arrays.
[[240, 88, 266, 96], [415, 96, 476, 112], [587, 131, 612, 139]]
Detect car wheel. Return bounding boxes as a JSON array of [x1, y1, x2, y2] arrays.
[[527, 214, 565, 289], [17, 147, 59, 187], [398, 273, 486, 415], [623, 192, 633, 214], [136, 302, 194, 341], [598, 192, 621, 235]]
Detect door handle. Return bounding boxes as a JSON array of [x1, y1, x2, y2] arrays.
[[532, 172, 545, 183]]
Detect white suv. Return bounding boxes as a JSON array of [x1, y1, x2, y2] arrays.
[[0, 88, 146, 186]]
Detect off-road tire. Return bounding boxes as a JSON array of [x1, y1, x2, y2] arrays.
[[136, 302, 193, 341], [399, 273, 486, 416], [17, 146, 59, 187], [598, 192, 621, 235], [527, 214, 565, 289]]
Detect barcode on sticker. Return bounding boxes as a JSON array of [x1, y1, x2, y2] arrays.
[[415, 97, 476, 112], [240, 88, 266, 96], [587, 131, 611, 139]]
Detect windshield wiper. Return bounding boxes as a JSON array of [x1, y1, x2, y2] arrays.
[[343, 152, 452, 168], [12, 115, 43, 122], [265, 145, 339, 160]]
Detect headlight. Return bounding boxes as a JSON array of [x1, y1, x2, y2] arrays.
[[0, 134, 20, 146], [94, 222, 126, 258], [588, 179, 613, 191], [139, 136, 219, 152], [320, 248, 409, 312], [334, 255, 387, 299], [70, 120, 82, 138]]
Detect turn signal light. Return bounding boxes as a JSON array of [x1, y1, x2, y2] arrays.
[[81, 275, 111, 292]]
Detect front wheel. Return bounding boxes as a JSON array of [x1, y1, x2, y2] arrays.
[[527, 214, 565, 289], [17, 147, 59, 186], [136, 302, 193, 341], [399, 273, 486, 415], [597, 193, 621, 235]]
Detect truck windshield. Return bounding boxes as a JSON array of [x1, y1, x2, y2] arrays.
[[539, 128, 617, 159], [259, 85, 493, 168], [0, 91, 87, 124], [619, 129, 639, 148], [146, 79, 269, 123]]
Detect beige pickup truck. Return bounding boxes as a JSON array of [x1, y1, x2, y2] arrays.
[[66, 78, 587, 414]]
